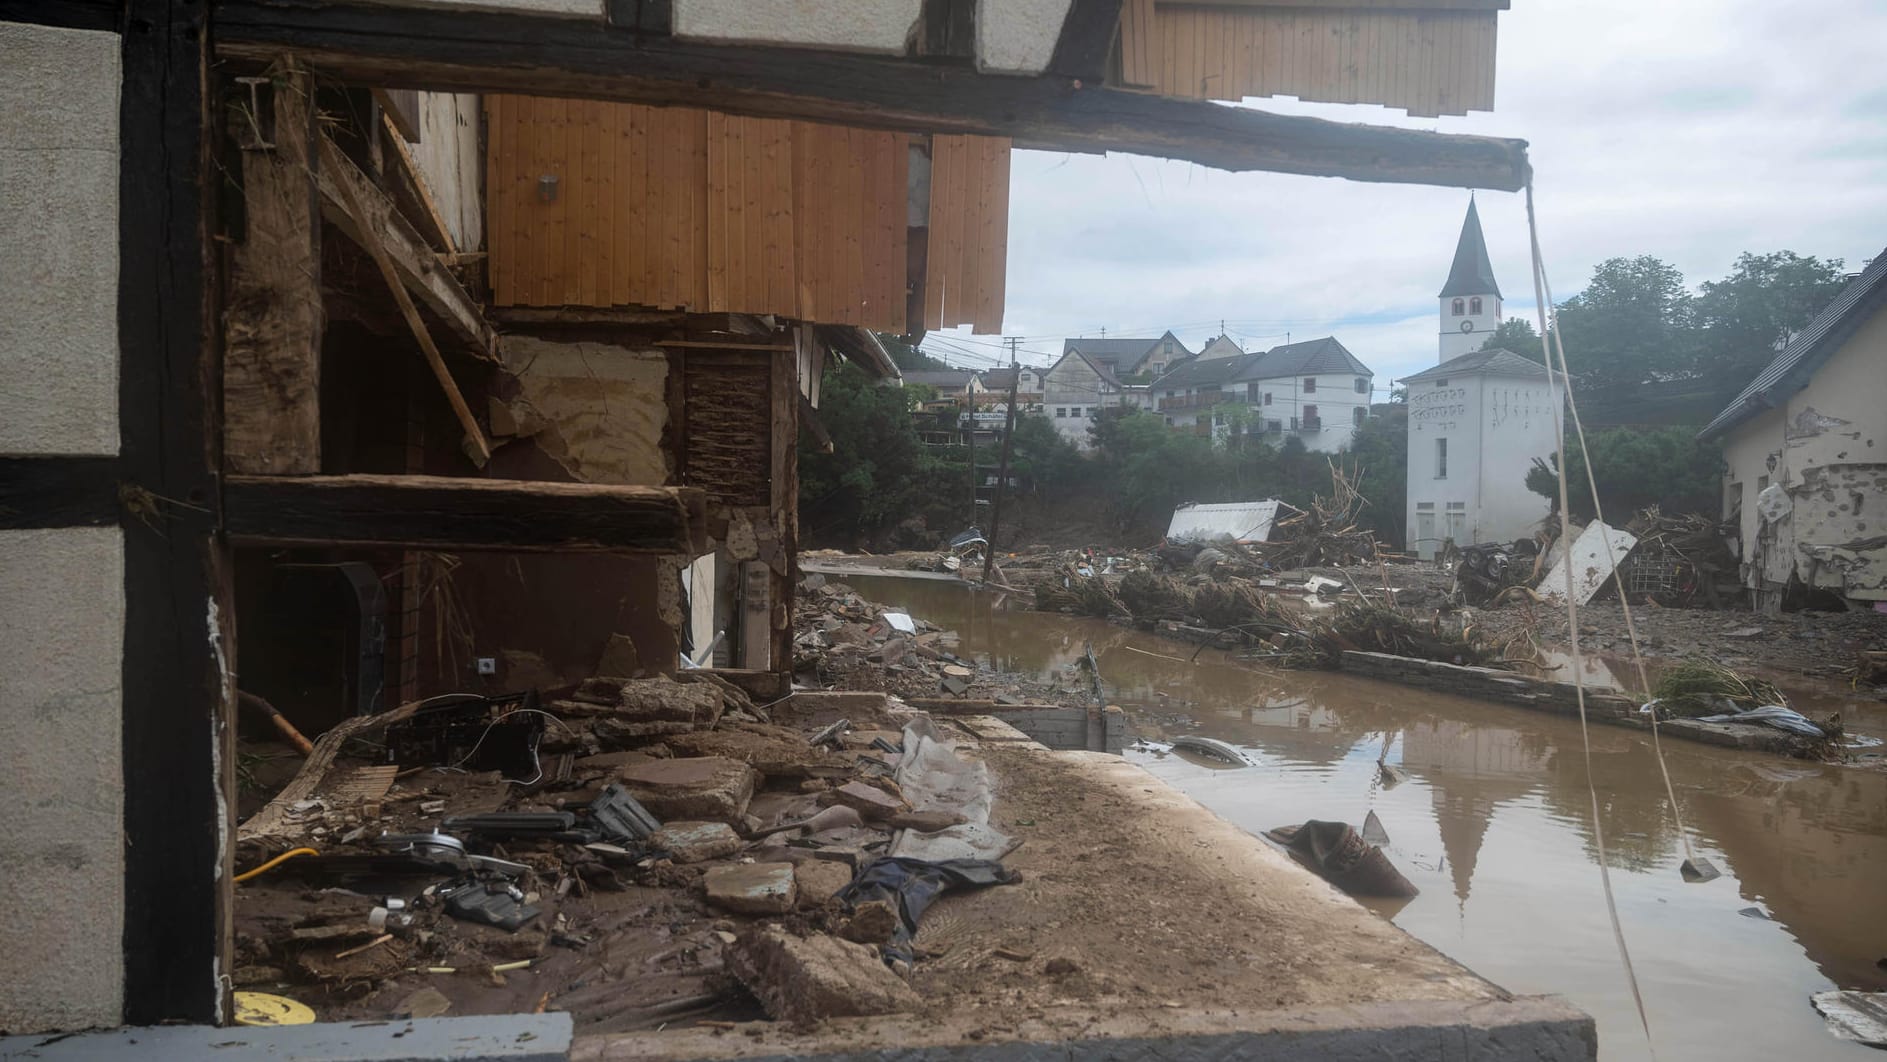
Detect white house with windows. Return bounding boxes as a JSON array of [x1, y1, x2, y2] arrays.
[[1401, 201, 1558, 558], [1042, 348, 1130, 448], [1151, 336, 1375, 452]]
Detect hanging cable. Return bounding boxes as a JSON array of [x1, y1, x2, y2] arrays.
[[1524, 179, 1658, 1057]]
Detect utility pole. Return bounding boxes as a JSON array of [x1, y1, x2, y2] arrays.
[[984, 337, 1022, 582], [964, 395, 976, 524]]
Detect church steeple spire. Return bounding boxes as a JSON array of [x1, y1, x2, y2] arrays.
[[1439, 197, 1502, 300]]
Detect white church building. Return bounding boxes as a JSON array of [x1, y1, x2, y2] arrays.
[[1401, 200, 1560, 558]]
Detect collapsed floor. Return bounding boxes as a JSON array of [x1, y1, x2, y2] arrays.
[[230, 581, 1581, 1054]]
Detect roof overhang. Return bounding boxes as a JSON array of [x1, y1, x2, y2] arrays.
[[215, 0, 1531, 191]]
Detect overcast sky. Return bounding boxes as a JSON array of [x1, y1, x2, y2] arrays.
[[922, 0, 1887, 394]]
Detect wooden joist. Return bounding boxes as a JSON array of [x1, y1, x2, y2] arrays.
[[223, 474, 710, 554], [215, 0, 1531, 190], [315, 131, 496, 357]]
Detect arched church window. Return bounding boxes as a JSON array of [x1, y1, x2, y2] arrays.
[[1470, 297, 1483, 314], [1451, 298, 1464, 316]]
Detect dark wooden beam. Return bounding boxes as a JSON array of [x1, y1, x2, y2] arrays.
[[213, 0, 1530, 190], [0, 456, 121, 529], [1048, 0, 1126, 83], [119, 0, 231, 1027], [224, 474, 711, 554], [0, 0, 120, 31]]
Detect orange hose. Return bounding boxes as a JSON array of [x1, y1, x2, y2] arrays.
[[235, 847, 319, 884]]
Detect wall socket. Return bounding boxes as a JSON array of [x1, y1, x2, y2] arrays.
[[475, 657, 497, 676]]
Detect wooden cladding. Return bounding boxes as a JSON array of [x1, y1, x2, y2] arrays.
[[487, 96, 1011, 333], [1119, 3, 1498, 118], [924, 135, 1011, 337]]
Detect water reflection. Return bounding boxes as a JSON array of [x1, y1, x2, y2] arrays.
[[836, 573, 1887, 1062]]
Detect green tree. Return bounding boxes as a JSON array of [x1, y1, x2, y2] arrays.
[[1342, 404, 1408, 548], [1524, 426, 1721, 521], [1477, 318, 1545, 362], [1694, 251, 1845, 401], [800, 362, 957, 545], [1552, 255, 1695, 397], [875, 332, 952, 372]]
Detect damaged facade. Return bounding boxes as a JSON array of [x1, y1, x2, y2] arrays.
[[1702, 247, 1887, 612], [0, 0, 1530, 1040]]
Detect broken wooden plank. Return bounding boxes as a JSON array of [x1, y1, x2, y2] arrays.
[[224, 473, 710, 554], [381, 111, 458, 255], [215, 1, 1530, 190], [224, 62, 323, 474], [320, 136, 492, 463], [315, 132, 496, 357]]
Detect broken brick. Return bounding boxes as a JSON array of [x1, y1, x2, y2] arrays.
[[729, 925, 920, 1023]]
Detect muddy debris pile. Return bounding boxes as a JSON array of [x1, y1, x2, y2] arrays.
[[232, 670, 1021, 1031]]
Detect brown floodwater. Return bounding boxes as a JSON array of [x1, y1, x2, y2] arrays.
[[833, 572, 1887, 1062]]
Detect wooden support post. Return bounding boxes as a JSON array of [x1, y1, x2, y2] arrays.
[[223, 474, 710, 553], [319, 136, 492, 463], [380, 110, 459, 255], [224, 60, 323, 474], [119, 0, 233, 1026], [739, 559, 772, 671], [769, 347, 800, 673]]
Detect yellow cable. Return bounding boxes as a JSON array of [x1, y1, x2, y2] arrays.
[[235, 847, 319, 884]]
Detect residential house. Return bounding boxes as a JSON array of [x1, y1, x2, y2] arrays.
[[1064, 331, 1195, 382], [902, 369, 983, 406], [1402, 201, 1558, 559], [1, 0, 1526, 1036], [1043, 349, 1131, 448], [1152, 336, 1375, 452], [976, 365, 1045, 409], [1700, 247, 1887, 611]]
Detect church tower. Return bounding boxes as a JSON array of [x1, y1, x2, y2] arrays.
[[1438, 198, 1503, 361]]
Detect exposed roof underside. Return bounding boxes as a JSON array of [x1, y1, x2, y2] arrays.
[[1439, 198, 1502, 299], [1699, 247, 1887, 440], [215, 1, 1533, 191], [1398, 346, 1545, 384]]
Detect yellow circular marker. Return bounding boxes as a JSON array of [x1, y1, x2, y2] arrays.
[[233, 991, 316, 1026]]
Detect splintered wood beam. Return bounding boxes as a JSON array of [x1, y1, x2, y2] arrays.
[[799, 393, 834, 454], [315, 132, 495, 357], [380, 111, 458, 256], [319, 136, 492, 462], [215, 0, 1531, 190], [224, 474, 711, 554]]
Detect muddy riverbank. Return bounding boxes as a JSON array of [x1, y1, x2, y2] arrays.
[[835, 571, 1887, 1062]]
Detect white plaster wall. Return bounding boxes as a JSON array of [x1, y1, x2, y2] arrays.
[[0, 527, 126, 1033], [1438, 296, 1503, 361], [1045, 358, 1110, 449], [673, 0, 922, 54], [977, 0, 1073, 74], [1718, 312, 1887, 598], [1473, 375, 1557, 545], [0, 22, 121, 457], [1405, 376, 1478, 557]]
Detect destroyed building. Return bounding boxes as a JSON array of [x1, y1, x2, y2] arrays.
[[1, 0, 1535, 1044], [1701, 245, 1887, 612]]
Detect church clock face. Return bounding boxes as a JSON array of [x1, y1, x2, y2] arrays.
[[1460, 320, 1475, 333]]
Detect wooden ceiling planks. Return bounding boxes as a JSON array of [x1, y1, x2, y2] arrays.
[[487, 97, 1005, 333], [1117, 3, 1497, 117]]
